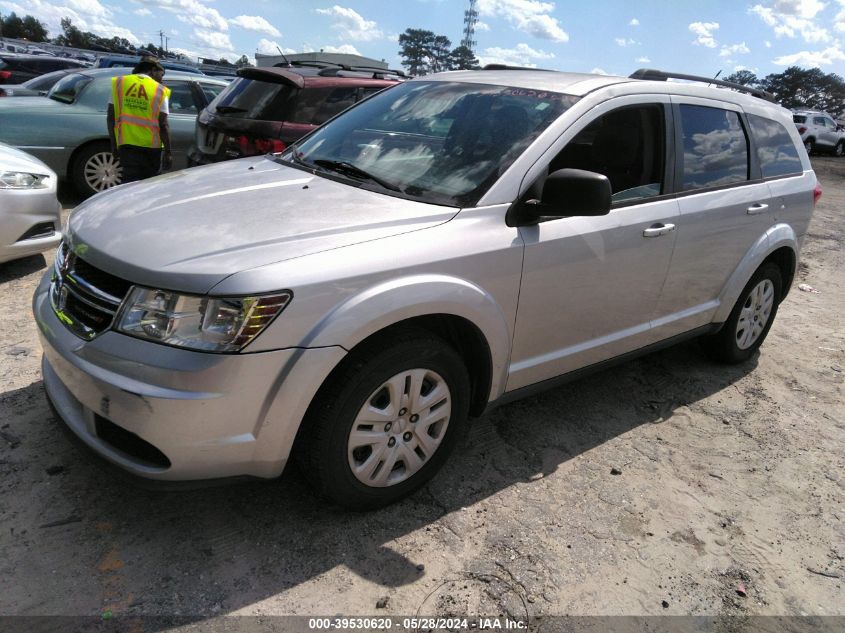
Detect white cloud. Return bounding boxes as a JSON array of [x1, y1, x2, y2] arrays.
[[765, 40, 773, 46], [193, 29, 233, 52], [477, 0, 569, 42], [772, 43, 845, 65], [144, 0, 228, 31], [772, 0, 826, 19], [256, 39, 294, 55], [315, 5, 383, 41], [230, 15, 280, 37], [629, 18, 640, 26], [615, 37, 637, 46], [475, 20, 491, 31], [720, 42, 751, 56], [689, 21, 719, 47], [478, 42, 554, 67], [0, 0, 139, 43], [591, 67, 609, 75], [636, 56, 651, 63], [751, 3, 831, 43], [134, 7, 151, 16], [320, 44, 362, 55]]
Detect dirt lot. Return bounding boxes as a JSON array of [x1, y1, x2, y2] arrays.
[[0, 159, 843, 628]]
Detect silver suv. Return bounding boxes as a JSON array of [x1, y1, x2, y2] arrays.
[[793, 109, 845, 156], [34, 67, 818, 508]]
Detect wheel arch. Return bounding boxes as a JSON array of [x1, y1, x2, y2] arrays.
[[713, 224, 798, 324]]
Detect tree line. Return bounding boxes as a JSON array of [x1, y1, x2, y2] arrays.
[[725, 68, 845, 118], [398, 29, 479, 74]]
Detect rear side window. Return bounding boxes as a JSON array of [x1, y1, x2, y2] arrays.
[[747, 114, 802, 178], [166, 81, 198, 114], [679, 104, 749, 191], [292, 87, 358, 125], [48, 73, 92, 104], [199, 82, 224, 104], [793, 115, 806, 124], [211, 77, 297, 120]]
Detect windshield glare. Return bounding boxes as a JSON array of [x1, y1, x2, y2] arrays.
[[48, 73, 92, 104], [286, 81, 577, 206]]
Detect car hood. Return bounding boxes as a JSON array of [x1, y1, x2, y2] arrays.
[[66, 156, 458, 294], [0, 141, 55, 174]]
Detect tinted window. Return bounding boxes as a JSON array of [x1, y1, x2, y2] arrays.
[[210, 77, 296, 120], [679, 104, 748, 191], [292, 87, 358, 125], [22, 70, 67, 90], [747, 114, 802, 178], [812, 117, 826, 125], [48, 73, 93, 104], [166, 81, 198, 114], [548, 104, 665, 204], [793, 115, 806, 124], [199, 82, 224, 104]]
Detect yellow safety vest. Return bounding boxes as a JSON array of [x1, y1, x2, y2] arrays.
[[111, 75, 171, 149]]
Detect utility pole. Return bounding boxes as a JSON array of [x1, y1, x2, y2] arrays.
[[159, 29, 165, 52], [461, 0, 478, 52]]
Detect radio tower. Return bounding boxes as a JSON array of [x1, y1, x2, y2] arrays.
[[461, 0, 479, 52]]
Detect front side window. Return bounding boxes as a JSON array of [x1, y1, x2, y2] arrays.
[[547, 104, 665, 204], [679, 104, 749, 191], [747, 114, 802, 178], [165, 81, 198, 114], [286, 81, 577, 207]]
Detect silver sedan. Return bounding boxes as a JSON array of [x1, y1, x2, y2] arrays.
[[0, 142, 61, 263]]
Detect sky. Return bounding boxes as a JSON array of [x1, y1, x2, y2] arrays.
[[2, 0, 845, 78]]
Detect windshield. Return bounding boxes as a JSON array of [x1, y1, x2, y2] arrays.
[[283, 81, 577, 207], [210, 77, 297, 120], [48, 73, 92, 104]]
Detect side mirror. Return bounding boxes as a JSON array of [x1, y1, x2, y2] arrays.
[[512, 168, 612, 226]]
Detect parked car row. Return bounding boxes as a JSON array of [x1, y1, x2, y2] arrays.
[[0, 53, 88, 84]]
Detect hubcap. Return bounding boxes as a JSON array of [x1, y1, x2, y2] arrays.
[[735, 279, 775, 350], [347, 368, 452, 488], [84, 151, 123, 192]]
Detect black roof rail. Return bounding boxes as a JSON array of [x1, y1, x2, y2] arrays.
[[482, 64, 554, 72], [315, 63, 406, 80], [629, 68, 776, 102]]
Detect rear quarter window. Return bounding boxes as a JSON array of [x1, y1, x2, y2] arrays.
[[679, 104, 749, 191], [747, 114, 802, 178], [211, 77, 297, 120], [292, 86, 358, 125]]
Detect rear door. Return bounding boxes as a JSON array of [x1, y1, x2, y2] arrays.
[[652, 98, 771, 340], [163, 79, 201, 169]]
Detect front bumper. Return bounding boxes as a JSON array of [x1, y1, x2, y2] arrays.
[[33, 273, 346, 481], [0, 182, 62, 264]]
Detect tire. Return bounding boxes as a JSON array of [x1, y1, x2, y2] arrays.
[[804, 138, 815, 155], [297, 329, 471, 509], [702, 263, 783, 364], [71, 142, 123, 198], [834, 141, 845, 157]]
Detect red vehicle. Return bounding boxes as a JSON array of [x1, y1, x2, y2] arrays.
[[189, 62, 404, 165]]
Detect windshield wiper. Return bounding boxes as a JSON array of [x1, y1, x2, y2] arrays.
[[313, 159, 401, 192], [214, 105, 248, 114]]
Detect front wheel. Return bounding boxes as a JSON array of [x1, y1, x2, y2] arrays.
[[702, 263, 783, 364], [297, 330, 470, 509], [834, 141, 844, 157], [71, 142, 123, 198], [804, 138, 815, 155]]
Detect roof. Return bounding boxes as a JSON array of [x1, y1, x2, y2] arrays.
[[62, 66, 228, 84]]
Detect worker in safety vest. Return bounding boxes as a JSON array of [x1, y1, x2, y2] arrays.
[[107, 56, 172, 184]]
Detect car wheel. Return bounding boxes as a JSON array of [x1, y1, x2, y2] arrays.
[[835, 141, 845, 157], [702, 263, 782, 364], [804, 138, 815, 155], [71, 142, 123, 197], [298, 329, 470, 509]]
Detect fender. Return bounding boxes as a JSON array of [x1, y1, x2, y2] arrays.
[[304, 274, 512, 402], [713, 222, 798, 324]]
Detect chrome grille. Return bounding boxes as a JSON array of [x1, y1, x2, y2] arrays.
[[50, 242, 132, 340]]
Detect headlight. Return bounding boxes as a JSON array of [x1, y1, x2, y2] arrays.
[[0, 171, 49, 189], [117, 287, 292, 352]]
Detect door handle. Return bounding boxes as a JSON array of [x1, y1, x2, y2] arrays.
[[747, 203, 769, 215], [643, 223, 676, 237]]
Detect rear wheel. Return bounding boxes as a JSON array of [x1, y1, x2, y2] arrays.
[[834, 141, 844, 157], [297, 329, 470, 509], [804, 138, 815, 155], [71, 142, 122, 198], [702, 263, 782, 364]]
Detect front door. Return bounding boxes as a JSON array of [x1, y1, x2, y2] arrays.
[[508, 98, 679, 391]]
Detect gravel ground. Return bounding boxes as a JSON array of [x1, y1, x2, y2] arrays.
[[0, 161, 843, 628]]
